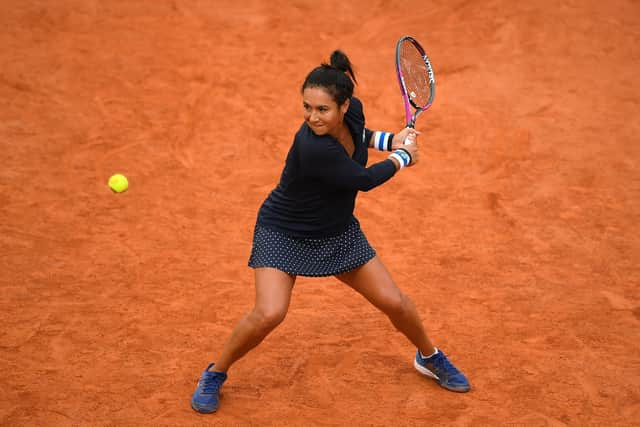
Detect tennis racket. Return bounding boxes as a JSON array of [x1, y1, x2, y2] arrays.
[[395, 35, 435, 144]]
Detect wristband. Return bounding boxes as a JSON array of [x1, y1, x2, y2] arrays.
[[373, 131, 394, 151], [389, 148, 412, 169]]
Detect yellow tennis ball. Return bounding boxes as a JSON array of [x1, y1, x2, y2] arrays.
[[108, 174, 128, 193]]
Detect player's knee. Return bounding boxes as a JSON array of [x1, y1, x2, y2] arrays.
[[251, 306, 287, 332], [381, 292, 408, 318]]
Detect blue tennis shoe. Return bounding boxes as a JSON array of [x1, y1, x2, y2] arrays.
[[414, 349, 470, 393], [191, 363, 227, 413]]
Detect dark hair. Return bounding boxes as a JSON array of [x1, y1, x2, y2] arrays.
[[301, 50, 357, 106]]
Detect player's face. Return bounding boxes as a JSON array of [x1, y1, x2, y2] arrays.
[[302, 87, 349, 137]]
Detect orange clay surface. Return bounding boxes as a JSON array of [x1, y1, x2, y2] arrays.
[[1, 1, 639, 426]]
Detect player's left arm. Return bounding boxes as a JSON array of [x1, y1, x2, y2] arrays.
[[366, 127, 419, 150]]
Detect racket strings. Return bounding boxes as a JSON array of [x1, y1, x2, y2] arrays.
[[399, 41, 431, 108]]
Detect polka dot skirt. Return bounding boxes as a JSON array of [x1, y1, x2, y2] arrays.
[[248, 218, 376, 277]]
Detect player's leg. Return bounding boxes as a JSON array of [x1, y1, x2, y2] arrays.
[[335, 256, 435, 356], [335, 256, 470, 392], [192, 267, 295, 413], [215, 267, 296, 372]]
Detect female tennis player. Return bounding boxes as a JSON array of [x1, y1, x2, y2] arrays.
[[191, 50, 470, 414]]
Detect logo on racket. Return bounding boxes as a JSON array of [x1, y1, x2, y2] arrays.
[[424, 54, 435, 84]]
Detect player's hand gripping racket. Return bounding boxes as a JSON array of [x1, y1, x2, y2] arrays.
[[395, 36, 435, 144]]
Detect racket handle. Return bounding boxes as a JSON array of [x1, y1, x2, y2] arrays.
[[403, 132, 416, 145], [403, 123, 416, 145]]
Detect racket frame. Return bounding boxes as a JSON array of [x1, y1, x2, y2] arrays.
[[395, 35, 436, 128]]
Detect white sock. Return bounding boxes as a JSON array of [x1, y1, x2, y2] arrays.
[[420, 348, 438, 359]]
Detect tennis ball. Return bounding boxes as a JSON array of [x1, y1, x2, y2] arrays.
[[108, 174, 128, 193]]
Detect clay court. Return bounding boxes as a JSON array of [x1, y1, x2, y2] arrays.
[[1, 0, 639, 425]]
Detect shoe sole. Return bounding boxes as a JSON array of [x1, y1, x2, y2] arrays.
[[413, 359, 470, 393], [191, 400, 218, 414]]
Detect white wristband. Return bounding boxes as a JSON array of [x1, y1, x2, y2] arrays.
[[389, 149, 411, 169]]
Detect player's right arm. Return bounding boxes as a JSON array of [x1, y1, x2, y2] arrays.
[[298, 131, 417, 191]]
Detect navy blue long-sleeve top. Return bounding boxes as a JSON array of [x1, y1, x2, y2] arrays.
[[256, 97, 397, 238]]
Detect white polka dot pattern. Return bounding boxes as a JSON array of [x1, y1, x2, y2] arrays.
[[248, 219, 376, 277]]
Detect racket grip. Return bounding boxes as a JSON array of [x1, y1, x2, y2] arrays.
[[403, 134, 416, 145], [403, 124, 416, 145]]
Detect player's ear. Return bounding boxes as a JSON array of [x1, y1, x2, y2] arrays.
[[340, 98, 350, 115]]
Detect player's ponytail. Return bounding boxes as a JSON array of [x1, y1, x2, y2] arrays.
[[302, 50, 357, 106], [329, 50, 357, 85]]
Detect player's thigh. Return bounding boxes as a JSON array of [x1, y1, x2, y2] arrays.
[[335, 257, 403, 312], [253, 267, 296, 319]]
